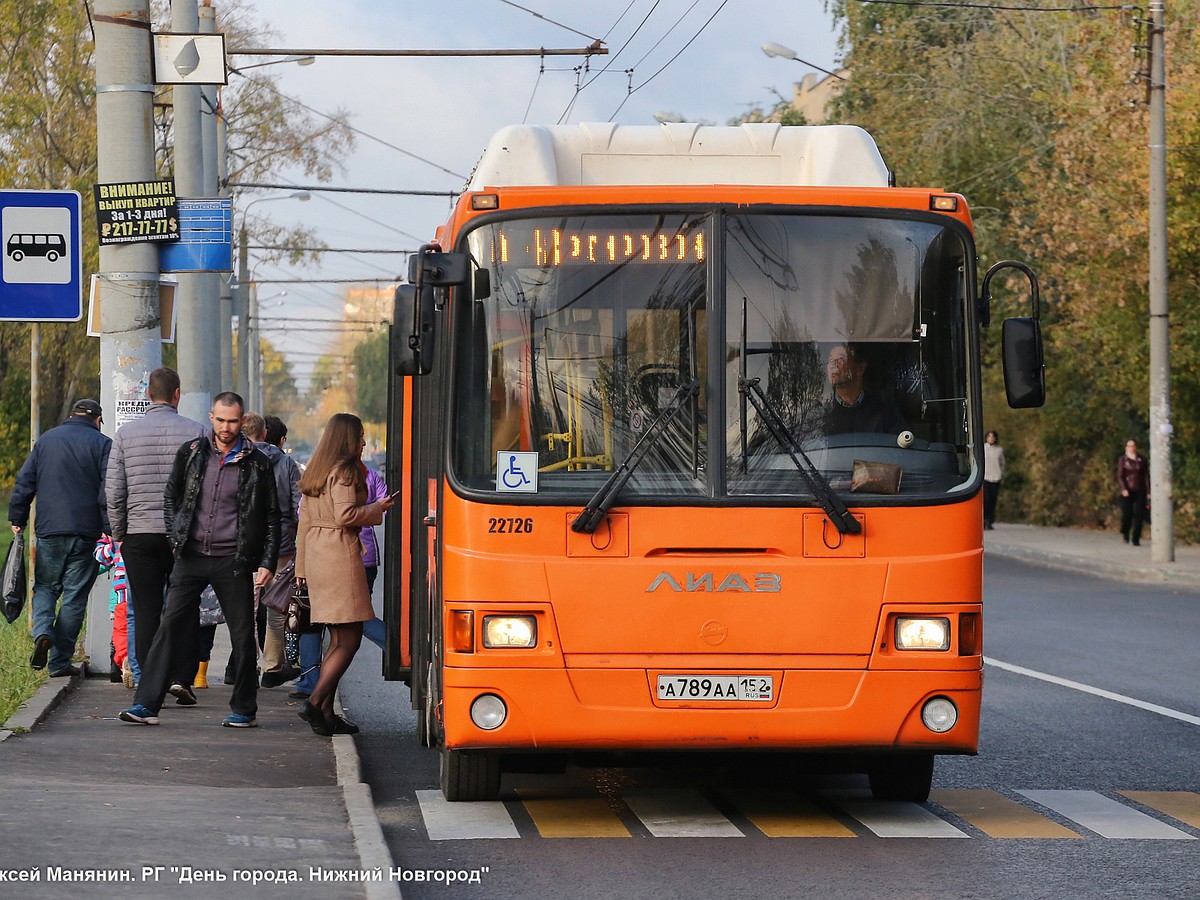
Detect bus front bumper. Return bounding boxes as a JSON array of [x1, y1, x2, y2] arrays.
[[441, 665, 981, 755]]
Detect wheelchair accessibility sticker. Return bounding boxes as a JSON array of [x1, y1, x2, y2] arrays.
[[497, 451, 538, 493]]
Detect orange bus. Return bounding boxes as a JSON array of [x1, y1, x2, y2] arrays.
[[383, 123, 1044, 802]]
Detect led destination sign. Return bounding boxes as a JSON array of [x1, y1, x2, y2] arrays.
[[489, 226, 706, 267]]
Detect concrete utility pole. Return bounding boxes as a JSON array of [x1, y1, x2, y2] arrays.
[[199, 1, 230, 391], [172, 0, 217, 421], [93, 0, 162, 673], [1147, 0, 1173, 562]]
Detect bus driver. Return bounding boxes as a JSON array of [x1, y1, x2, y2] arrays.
[[821, 342, 908, 436]]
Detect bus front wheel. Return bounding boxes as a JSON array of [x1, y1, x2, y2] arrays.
[[868, 753, 934, 802], [440, 747, 501, 802]]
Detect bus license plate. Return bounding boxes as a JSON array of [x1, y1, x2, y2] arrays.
[[656, 674, 774, 702]]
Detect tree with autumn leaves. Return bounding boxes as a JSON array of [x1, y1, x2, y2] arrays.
[[827, 1, 1200, 539], [0, 1, 351, 483]]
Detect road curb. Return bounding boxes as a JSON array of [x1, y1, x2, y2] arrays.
[[333, 697, 403, 900], [985, 543, 1200, 587], [0, 665, 84, 738]]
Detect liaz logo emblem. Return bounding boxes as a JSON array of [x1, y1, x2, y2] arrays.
[[646, 572, 781, 593]]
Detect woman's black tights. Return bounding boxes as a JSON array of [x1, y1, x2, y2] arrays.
[[309, 622, 363, 720]]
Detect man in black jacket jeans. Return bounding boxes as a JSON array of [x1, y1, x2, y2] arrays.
[[8, 399, 111, 677], [120, 392, 280, 727]]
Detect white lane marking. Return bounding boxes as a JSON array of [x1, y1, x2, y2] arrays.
[[415, 789, 520, 841], [1019, 791, 1196, 840], [827, 793, 969, 838], [985, 657, 1200, 727], [622, 788, 745, 838]]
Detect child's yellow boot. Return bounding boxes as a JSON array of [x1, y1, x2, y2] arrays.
[[194, 660, 210, 689]]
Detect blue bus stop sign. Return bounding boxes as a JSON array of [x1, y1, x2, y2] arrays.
[[0, 189, 84, 322]]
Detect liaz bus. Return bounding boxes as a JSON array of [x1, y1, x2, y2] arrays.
[[384, 123, 1044, 802]]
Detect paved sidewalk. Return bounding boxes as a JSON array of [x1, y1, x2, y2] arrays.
[[0, 673, 399, 900], [984, 522, 1200, 587]]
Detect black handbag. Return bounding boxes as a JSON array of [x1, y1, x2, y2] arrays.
[[285, 581, 322, 636]]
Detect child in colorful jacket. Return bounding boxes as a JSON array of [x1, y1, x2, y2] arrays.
[[93, 535, 132, 686]]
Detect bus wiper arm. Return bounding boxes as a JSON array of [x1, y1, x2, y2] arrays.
[[571, 379, 700, 534], [739, 376, 862, 536]]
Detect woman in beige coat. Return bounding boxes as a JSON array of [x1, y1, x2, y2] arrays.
[[295, 413, 394, 736]]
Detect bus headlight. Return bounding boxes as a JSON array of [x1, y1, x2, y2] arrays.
[[921, 697, 958, 733], [895, 617, 950, 651], [482, 615, 537, 648], [470, 694, 507, 730]]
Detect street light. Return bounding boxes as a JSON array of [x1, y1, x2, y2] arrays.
[[231, 55, 316, 73], [761, 42, 846, 82], [237, 192, 311, 405]]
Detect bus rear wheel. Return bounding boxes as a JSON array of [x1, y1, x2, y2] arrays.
[[868, 753, 934, 802], [440, 747, 501, 802]]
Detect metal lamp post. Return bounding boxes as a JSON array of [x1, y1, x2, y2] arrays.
[[235, 192, 310, 403]]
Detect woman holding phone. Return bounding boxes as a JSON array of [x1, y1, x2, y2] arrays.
[[295, 413, 394, 736]]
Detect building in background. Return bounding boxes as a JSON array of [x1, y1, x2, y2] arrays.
[[788, 70, 848, 124]]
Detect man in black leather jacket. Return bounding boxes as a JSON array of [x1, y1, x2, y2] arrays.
[[120, 391, 280, 728]]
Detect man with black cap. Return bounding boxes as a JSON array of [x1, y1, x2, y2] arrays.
[[9, 398, 112, 677]]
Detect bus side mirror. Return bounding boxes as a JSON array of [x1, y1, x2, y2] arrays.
[[980, 259, 1046, 409], [408, 249, 469, 287], [1002, 317, 1045, 408], [393, 284, 436, 376], [474, 269, 491, 300]]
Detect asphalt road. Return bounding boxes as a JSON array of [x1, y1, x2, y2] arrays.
[[340, 555, 1200, 899]]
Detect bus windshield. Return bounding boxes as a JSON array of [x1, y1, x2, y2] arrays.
[[453, 210, 975, 504]]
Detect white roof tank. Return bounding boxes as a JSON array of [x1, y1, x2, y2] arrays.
[[467, 122, 891, 190]]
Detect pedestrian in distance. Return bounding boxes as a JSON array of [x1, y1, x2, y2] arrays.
[[983, 430, 1004, 530], [8, 399, 111, 677], [105, 367, 207, 694], [1117, 438, 1150, 547], [119, 391, 280, 728], [295, 413, 395, 736]]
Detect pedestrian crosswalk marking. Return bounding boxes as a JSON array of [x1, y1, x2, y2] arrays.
[[930, 789, 1080, 838], [1019, 790, 1196, 840], [416, 789, 520, 841], [415, 788, 1200, 841], [826, 791, 969, 838], [516, 790, 632, 838], [622, 788, 745, 838], [1118, 791, 1200, 830], [725, 788, 855, 838]]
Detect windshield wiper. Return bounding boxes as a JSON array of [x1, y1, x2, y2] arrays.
[[738, 376, 862, 536], [571, 379, 700, 534]]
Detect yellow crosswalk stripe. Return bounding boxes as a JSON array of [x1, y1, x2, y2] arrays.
[[516, 791, 633, 838], [1118, 792, 1200, 830], [726, 788, 856, 837], [930, 789, 1080, 839]]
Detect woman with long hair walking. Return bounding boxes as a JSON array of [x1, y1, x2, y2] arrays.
[[295, 413, 394, 735]]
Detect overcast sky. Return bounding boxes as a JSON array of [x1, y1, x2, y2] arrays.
[[230, 1, 843, 383]]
